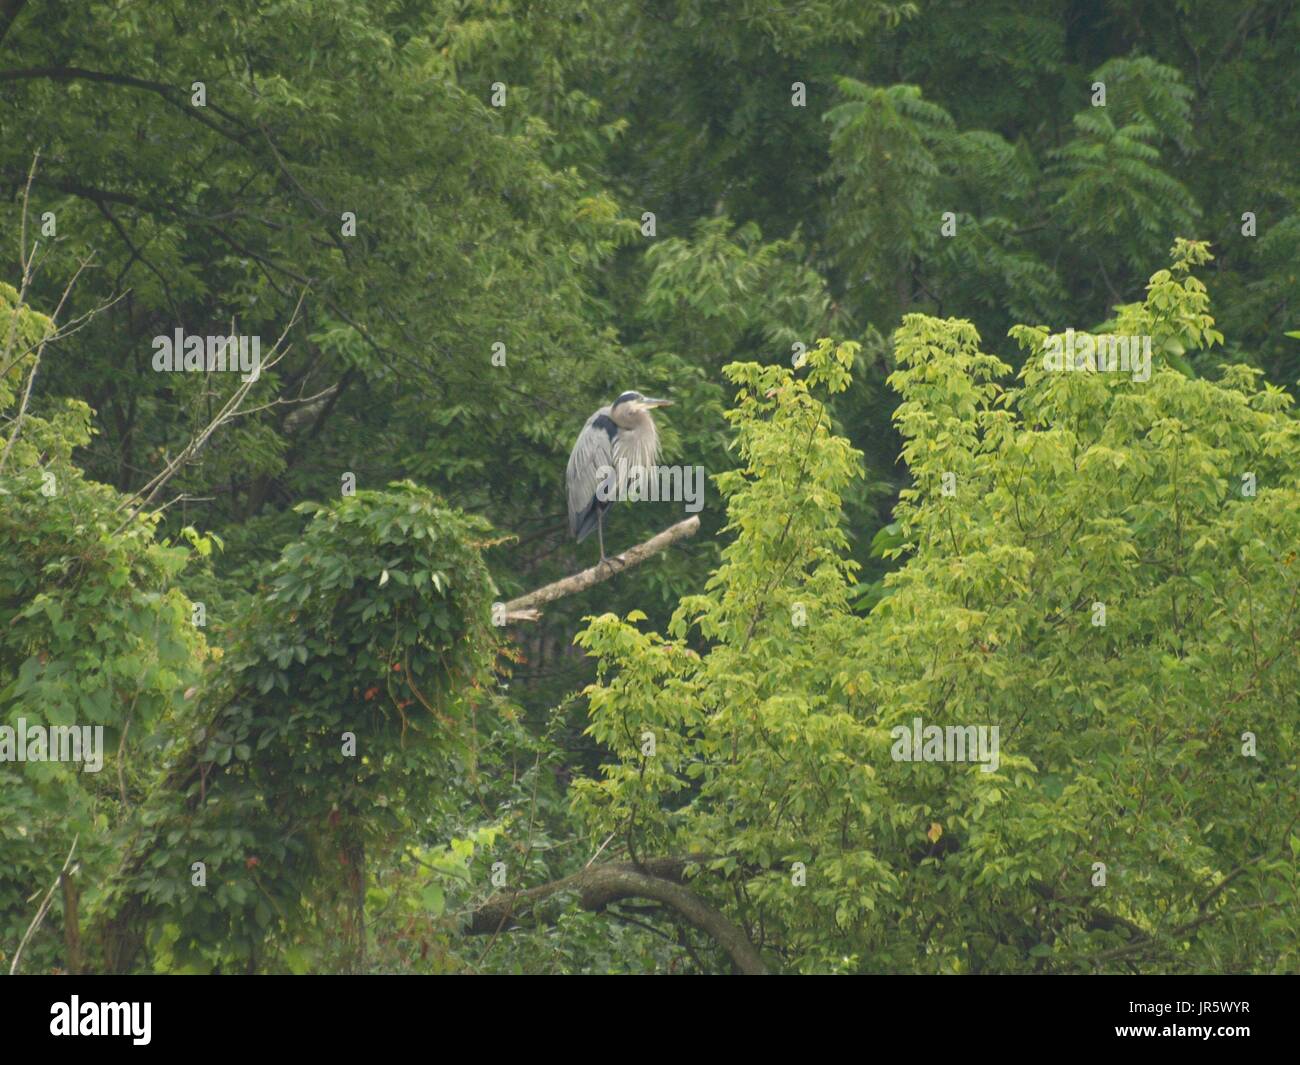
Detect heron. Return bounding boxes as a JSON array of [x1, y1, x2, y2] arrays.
[[567, 390, 673, 562]]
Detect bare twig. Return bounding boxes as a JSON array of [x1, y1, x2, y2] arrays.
[[112, 289, 307, 530], [9, 835, 78, 975], [2, 154, 104, 474], [0, 153, 39, 377], [0, 288, 129, 381]]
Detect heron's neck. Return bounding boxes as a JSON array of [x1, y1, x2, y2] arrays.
[[619, 413, 660, 470]]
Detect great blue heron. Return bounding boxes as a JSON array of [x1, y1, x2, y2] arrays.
[[567, 390, 673, 561]]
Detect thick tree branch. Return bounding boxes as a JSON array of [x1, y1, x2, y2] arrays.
[[503, 515, 700, 622], [464, 857, 767, 974], [0, 66, 252, 144]]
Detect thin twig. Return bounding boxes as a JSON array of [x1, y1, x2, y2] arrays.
[[112, 289, 307, 528], [9, 835, 78, 975]]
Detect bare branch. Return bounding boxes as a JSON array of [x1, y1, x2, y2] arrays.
[[112, 289, 307, 528], [0, 66, 252, 145], [1, 253, 94, 470], [502, 516, 701, 622], [0, 156, 97, 473], [9, 835, 78, 975]]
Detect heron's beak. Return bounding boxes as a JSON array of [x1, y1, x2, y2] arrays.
[[642, 397, 673, 408]]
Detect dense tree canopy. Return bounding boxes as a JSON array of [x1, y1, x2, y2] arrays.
[[1, 1, 1296, 974]]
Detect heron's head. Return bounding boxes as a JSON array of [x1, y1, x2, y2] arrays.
[[611, 391, 672, 423]]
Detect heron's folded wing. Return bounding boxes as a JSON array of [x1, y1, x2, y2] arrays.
[[566, 409, 617, 537]]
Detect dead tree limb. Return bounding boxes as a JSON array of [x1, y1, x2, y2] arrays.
[[502, 515, 700, 622], [464, 856, 767, 974]]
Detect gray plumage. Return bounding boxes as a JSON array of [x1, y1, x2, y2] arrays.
[[566, 391, 672, 560]]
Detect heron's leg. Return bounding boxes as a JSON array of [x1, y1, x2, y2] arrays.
[[597, 510, 606, 562]]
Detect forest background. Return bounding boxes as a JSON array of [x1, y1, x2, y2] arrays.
[[1, 0, 1297, 974]]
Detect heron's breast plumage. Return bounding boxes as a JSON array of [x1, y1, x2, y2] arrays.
[[566, 403, 663, 540]]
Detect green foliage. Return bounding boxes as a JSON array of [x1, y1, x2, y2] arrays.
[[1, 283, 207, 973], [642, 217, 846, 360], [2, 0, 630, 554], [3, 272, 522, 971], [1049, 60, 1200, 274], [569, 247, 1300, 972], [101, 482, 504, 972], [2, 0, 1298, 976], [825, 80, 956, 314]]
